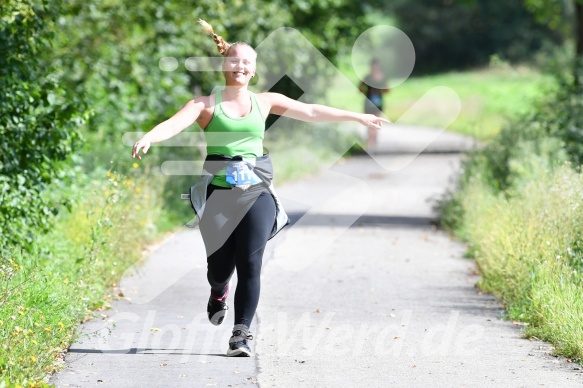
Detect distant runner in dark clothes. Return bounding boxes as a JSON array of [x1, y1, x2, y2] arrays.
[[359, 58, 389, 152]]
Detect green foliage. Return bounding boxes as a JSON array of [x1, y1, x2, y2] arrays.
[[0, 167, 162, 384], [0, 0, 87, 248], [524, 0, 583, 88], [458, 72, 583, 193], [285, 0, 369, 60], [531, 74, 583, 165], [524, 0, 581, 32], [525, 0, 568, 29], [436, 65, 583, 363], [451, 166, 583, 361], [389, 0, 562, 74]]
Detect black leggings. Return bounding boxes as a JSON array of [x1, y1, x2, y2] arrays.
[[199, 184, 276, 327]]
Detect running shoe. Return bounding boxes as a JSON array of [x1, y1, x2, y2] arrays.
[[227, 331, 253, 357], [207, 297, 228, 326]]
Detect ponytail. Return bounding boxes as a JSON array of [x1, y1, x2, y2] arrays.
[[198, 19, 231, 56]]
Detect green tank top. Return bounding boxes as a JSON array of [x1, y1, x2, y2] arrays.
[[204, 90, 266, 187]]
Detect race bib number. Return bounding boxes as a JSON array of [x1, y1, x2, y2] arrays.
[[225, 161, 262, 189]]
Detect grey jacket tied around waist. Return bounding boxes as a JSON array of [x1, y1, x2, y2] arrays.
[[186, 154, 290, 240]]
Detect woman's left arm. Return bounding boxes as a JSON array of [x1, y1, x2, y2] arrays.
[[261, 92, 390, 129]]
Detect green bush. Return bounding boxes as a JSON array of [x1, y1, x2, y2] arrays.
[[531, 75, 583, 166], [445, 71, 581, 198], [0, 167, 163, 385], [456, 166, 583, 360], [437, 68, 583, 362], [0, 1, 87, 248]]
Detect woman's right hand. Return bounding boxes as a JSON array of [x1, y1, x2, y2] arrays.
[[132, 137, 151, 160], [130, 98, 206, 160], [358, 113, 391, 130]]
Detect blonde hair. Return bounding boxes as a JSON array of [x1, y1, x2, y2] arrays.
[[198, 19, 256, 57]]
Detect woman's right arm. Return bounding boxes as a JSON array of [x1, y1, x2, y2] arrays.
[[132, 98, 205, 159]]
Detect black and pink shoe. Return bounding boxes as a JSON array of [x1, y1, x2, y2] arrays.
[[207, 285, 229, 326]]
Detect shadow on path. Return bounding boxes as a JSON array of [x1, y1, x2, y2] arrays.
[[287, 212, 438, 228], [67, 348, 226, 357]]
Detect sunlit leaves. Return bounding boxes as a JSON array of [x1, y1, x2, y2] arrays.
[[0, 0, 87, 247]]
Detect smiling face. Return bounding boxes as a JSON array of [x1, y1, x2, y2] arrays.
[[222, 44, 257, 86]]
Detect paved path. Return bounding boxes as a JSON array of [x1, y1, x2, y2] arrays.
[[51, 125, 583, 387]]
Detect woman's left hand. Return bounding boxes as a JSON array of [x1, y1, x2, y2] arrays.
[[360, 114, 391, 130]]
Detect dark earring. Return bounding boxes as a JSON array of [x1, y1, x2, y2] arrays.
[[250, 72, 259, 86]]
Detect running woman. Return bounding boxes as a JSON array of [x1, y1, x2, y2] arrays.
[[132, 20, 389, 357]]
